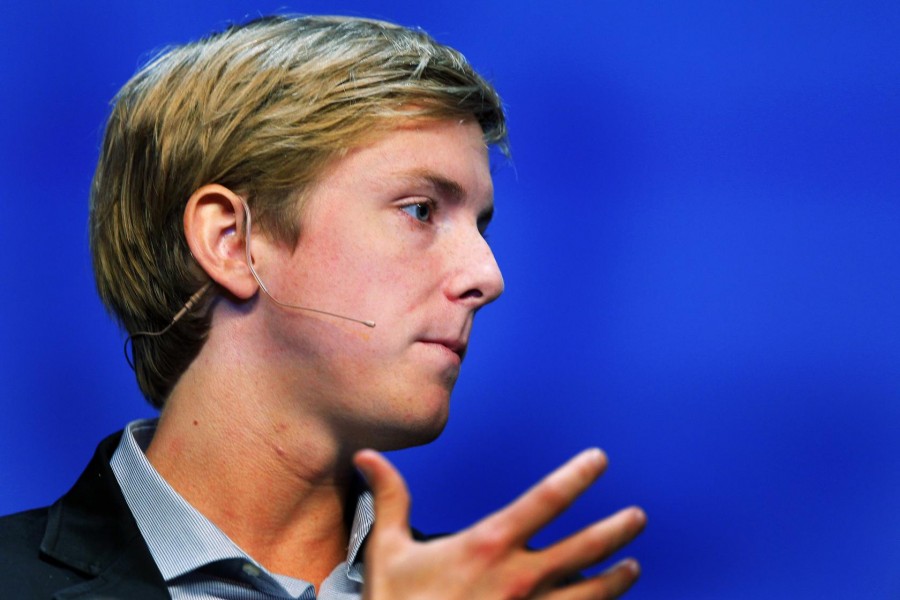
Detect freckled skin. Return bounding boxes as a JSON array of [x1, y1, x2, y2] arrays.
[[249, 119, 504, 452]]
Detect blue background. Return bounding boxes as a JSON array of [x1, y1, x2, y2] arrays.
[[2, 1, 898, 598]]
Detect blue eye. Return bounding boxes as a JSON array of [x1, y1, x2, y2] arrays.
[[401, 202, 432, 222]]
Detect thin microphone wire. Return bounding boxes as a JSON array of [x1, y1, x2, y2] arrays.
[[124, 199, 376, 370], [239, 198, 376, 328], [124, 281, 212, 370]]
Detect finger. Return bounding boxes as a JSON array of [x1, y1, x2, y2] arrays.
[[354, 449, 412, 539], [480, 448, 608, 545], [543, 506, 647, 576], [546, 558, 641, 600]]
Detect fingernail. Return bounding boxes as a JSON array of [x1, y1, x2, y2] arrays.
[[584, 447, 606, 466], [354, 453, 373, 483], [631, 506, 648, 528], [622, 558, 640, 576]]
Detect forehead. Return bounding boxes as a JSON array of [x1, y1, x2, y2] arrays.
[[328, 118, 493, 199]]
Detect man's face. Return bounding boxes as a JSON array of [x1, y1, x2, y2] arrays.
[[252, 119, 503, 450]]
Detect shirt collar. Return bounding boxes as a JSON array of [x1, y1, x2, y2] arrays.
[[347, 488, 374, 582], [110, 418, 375, 588]]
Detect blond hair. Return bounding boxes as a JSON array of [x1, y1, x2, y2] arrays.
[[90, 15, 507, 407]]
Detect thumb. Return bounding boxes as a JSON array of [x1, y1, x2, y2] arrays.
[[354, 449, 412, 539]]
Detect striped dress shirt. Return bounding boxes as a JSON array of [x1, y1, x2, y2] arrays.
[[110, 419, 375, 599]]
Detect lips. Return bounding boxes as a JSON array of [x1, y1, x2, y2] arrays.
[[419, 338, 467, 362]]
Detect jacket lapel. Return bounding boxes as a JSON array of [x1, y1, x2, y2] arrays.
[[40, 431, 169, 600]]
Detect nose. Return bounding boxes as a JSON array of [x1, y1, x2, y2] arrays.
[[446, 227, 505, 309]]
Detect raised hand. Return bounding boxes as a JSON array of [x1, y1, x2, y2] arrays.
[[354, 448, 646, 599]]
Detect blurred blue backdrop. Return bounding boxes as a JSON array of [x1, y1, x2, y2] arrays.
[[1, 1, 898, 598]]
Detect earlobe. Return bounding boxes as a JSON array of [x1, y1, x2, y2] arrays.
[[183, 184, 259, 300]]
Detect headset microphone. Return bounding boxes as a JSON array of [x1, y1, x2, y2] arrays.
[[125, 198, 375, 370], [239, 198, 376, 328]]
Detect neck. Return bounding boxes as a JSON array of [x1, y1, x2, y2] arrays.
[[145, 335, 359, 587]]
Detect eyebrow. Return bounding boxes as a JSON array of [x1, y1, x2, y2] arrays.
[[400, 170, 465, 202]]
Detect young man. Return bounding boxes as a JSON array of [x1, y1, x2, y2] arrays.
[[0, 15, 645, 599]]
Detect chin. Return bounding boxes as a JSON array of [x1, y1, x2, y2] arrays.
[[341, 378, 455, 451], [371, 395, 451, 451], [380, 407, 450, 451], [402, 415, 448, 448]]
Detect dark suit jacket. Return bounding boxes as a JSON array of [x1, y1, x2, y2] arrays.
[[0, 431, 169, 599]]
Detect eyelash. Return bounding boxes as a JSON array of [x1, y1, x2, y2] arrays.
[[400, 199, 436, 223], [398, 199, 492, 241]]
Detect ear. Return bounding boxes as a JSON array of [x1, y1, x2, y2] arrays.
[[183, 184, 259, 300]]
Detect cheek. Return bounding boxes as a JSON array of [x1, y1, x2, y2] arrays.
[[345, 230, 444, 297], [286, 216, 449, 319], [369, 247, 448, 310], [277, 231, 365, 295]]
